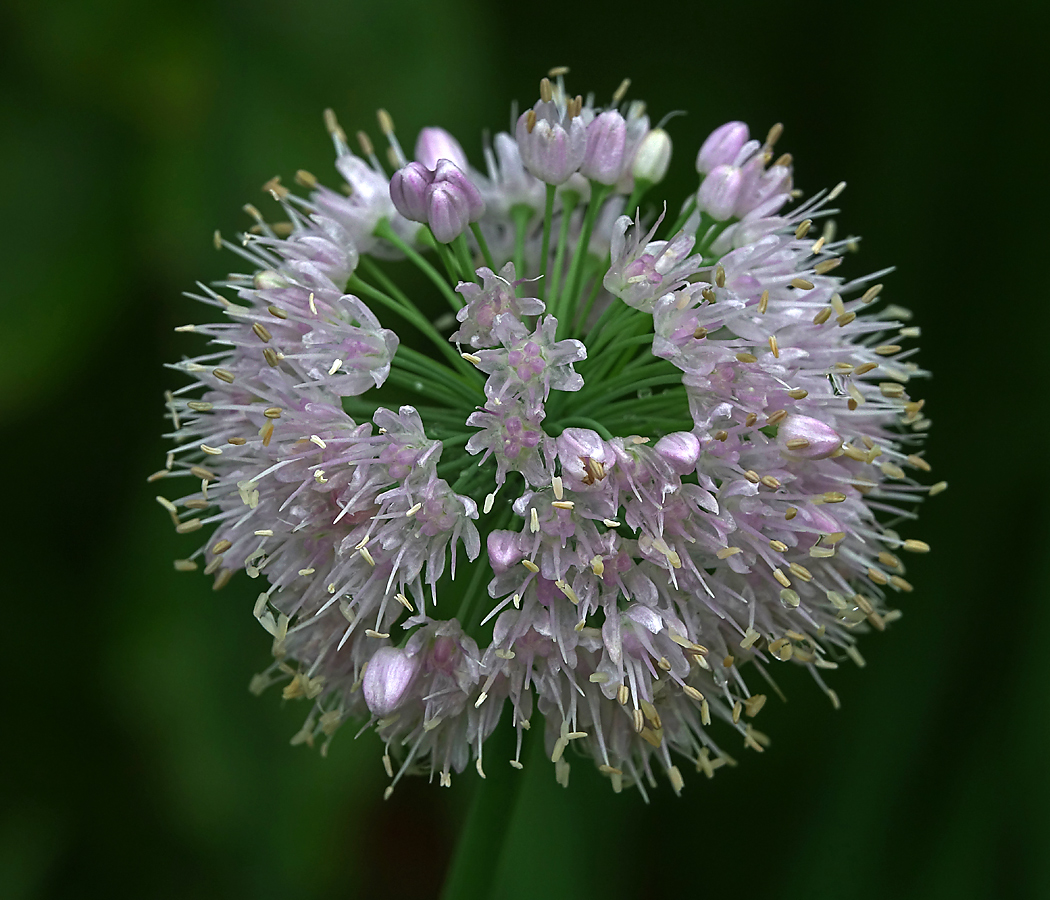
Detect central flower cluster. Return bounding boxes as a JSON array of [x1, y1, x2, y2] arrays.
[[155, 71, 940, 797]]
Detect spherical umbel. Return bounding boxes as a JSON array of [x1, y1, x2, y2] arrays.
[[159, 73, 937, 798]]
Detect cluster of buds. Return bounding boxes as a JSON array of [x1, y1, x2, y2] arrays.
[[695, 120, 793, 222], [390, 158, 485, 244], [513, 74, 671, 198]]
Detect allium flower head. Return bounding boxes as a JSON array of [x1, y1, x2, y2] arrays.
[[155, 68, 942, 799]]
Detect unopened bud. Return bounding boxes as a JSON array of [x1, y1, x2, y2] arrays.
[[696, 121, 750, 174], [778, 414, 842, 459], [389, 161, 433, 223], [426, 160, 486, 243], [487, 530, 525, 573], [735, 164, 792, 219], [697, 164, 743, 221], [580, 110, 628, 185], [654, 431, 701, 474], [363, 646, 420, 717], [415, 126, 470, 172], [631, 127, 672, 185]]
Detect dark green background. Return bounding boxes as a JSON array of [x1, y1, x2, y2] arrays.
[[2, 1, 1045, 897]]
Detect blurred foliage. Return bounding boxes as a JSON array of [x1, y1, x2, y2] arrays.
[[0, 0, 1046, 898]]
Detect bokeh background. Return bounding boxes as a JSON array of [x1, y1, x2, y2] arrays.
[[2, 1, 1046, 897]]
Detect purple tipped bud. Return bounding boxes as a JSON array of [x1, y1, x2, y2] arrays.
[[363, 646, 420, 717], [631, 128, 672, 185], [425, 160, 485, 243], [778, 414, 842, 459], [487, 529, 524, 573], [697, 164, 744, 221], [654, 431, 701, 474], [581, 110, 628, 185], [696, 121, 750, 174], [426, 183, 471, 244], [433, 160, 485, 220], [415, 126, 469, 171], [389, 161, 434, 223]]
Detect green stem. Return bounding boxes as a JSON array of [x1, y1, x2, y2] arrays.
[[392, 350, 481, 404], [510, 205, 532, 288], [384, 369, 462, 404], [547, 191, 579, 321], [437, 432, 472, 451], [470, 223, 496, 271], [538, 184, 556, 301], [622, 178, 651, 224], [374, 219, 463, 311], [696, 215, 736, 258], [585, 301, 647, 357], [548, 416, 614, 440], [347, 273, 472, 377], [453, 233, 476, 282], [439, 724, 524, 900], [571, 271, 605, 338], [415, 404, 480, 422], [434, 238, 463, 285], [597, 389, 688, 418], [357, 256, 410, 304], [574, 373, 684, 415], [666, 195, 698, 238], [595, 331, 655, 360], [454, 547, 493, 625], [560, 182, 611, 338], [606, 416, 693, 435]]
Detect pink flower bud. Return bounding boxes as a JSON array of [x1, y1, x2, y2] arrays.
[[415, 126, 469, 171], [696, 121, 750, 174], [697, 164, 744, 220], [389, 161, 434, 223], [425, 160, 485, 243], [487, 529, 524, 573], [581, 110, 628, 185], [363, 646, 420, 717], [433, 160, 484, 219], [654, 431, 701, 474], [626, 605, 664, 634], [778, 414, 842, 459], [631, 127, 672, 185]]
